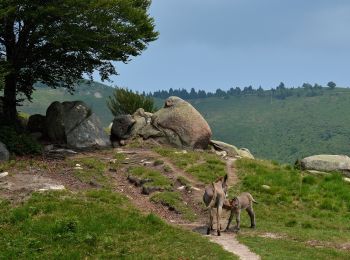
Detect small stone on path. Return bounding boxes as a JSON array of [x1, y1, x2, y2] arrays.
[[0, 172, 9, 178]]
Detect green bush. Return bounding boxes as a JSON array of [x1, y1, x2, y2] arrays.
[[107, 87, 156, 116], [0, 126, 42, 155]]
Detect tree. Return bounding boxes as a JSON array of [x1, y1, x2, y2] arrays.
[[327, 81, 336, 89], [107, 87, 156, 116], [0, 0, 158, 124]]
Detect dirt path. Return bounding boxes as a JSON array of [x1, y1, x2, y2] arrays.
[[0, 148, 260, 259], [192, 157, 260, 260], [124, 150, 261, 260]]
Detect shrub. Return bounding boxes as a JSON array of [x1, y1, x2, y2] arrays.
[[0, 126, 42, 155], [107, 87, 156, 116]]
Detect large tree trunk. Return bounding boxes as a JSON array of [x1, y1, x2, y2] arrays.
[[3, 73, 17, 125]]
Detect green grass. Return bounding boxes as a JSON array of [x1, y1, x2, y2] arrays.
[[69, 157, 108, 186], [232, 159, 350, 258], [239, 236, 349, 260], [150, 191, 197, 221], [127, 166, 173, 189], [0, 190, 236, 259], [177, 176, 191, 188], [186, 154, 226, 183], [154, 147, 201, 169], [154, 147, 226, 183]]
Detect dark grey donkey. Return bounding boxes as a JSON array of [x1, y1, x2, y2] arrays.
[[225, 192, 257, 232], [203, 174, 228, 236]]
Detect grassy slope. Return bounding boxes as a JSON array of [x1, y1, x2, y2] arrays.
[[0, 190, 235, 259], [231, 158, 350, 259], [192, 88, 350, 163]]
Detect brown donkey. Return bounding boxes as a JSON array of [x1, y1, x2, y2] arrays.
[[203, 174, 228, 236]]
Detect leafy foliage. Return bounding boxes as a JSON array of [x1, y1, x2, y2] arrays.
[[0, 126, 42, 155], [107, 87, 156, 116], [0, 0, 158, 122]]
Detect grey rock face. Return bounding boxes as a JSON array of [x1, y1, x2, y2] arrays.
[[301, 155, 350, 176], [46, 101, 66, 143], [45, 101, 110, 148], [111, 114, 135, 140], [0, 142, 10, 161], [66, 113, 110, 148]]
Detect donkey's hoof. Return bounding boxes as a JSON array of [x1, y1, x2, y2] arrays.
[[217, 230, 221, 236], [250, 225, 256, 229], [207, 228, 211, 235]]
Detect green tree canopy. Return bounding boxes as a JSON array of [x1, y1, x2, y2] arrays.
[[107, 87, 156, 116], [327, 81, 336, 89], [0, 0, 158, 124]]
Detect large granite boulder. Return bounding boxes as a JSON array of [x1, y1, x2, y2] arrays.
[[46, 101, 66, 143], [45, 101, 110, 148], [151, 96, 212, 149], [0, 141, 9, 161], [66, 114, 110, 148], [110, 97, 212, 149], [301, 155, 350, 176], [27, 114, 46, 133]]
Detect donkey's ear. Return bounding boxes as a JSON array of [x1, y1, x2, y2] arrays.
[[223, 174, 228, 183]]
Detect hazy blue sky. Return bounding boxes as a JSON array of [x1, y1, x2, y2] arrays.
[[97, 0, 350, 92]]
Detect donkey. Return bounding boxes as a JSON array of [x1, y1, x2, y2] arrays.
[[203, 174, 228, 236], [225, 192, 257, 232]]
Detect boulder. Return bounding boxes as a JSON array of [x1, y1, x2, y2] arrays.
[[66, 113, 110, 148], [27, 114, 46, 133], [45, 101, 110, 148], [111, 114, 135, 140], [238, 148, 255, 159], [210, 140, 239, 156], [301, 155, 350, 176], [0, 142, 10, 161], [46, 101, 66, 143], [210, 140, 254, 159], [150, 96, 212, 149]]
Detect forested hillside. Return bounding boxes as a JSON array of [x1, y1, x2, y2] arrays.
[[20, 84, 350, 163], [192, 88, 350, 163]]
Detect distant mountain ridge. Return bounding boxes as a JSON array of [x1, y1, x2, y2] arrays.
[[20, 82, 350, 163]]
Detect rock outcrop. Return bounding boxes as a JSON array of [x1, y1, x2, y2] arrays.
[[301, 155, 350, 176], [210, 140, 254, 159], [0, 142, 10, 161], [45, 101, 110, 148], [111, 97, 212, 149], [151, 97, 212, 149]]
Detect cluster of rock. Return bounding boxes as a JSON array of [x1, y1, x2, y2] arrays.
[[110, 96, 254, 158], [111, 96, 212, 149], [1, 96, 255, 161], [27, 101, 110, 149]]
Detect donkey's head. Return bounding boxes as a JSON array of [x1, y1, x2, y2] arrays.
[[230, 197, 240, 209], [222, 174, 228, 196]]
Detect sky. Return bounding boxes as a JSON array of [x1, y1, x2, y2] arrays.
[[96, 0, 350, 92]]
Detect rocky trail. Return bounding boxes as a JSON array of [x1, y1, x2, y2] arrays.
[[0, 147, 260, 259]]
